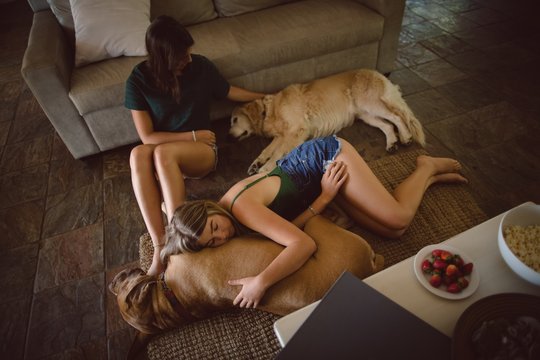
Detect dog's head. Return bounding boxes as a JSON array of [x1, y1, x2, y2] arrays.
[[229, 96, 273, 140], [109, 268, 183, 334]]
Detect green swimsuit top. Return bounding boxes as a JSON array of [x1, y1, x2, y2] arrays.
[[229, 167, 303, 220]]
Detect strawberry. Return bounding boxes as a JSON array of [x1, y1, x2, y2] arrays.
[[421, 259, 433, 273], [445, 264, 459, 277], [462, 263, 474, 275], [432, 249, 443, 258], [429, 274, 442, 288], [432, 259, 447, 270], [457, 277, 469, 289], [443, 275, 455, 286], [447, 283, 461, 293], [439, 250, 452, 261], [452, 255, 464, 267]]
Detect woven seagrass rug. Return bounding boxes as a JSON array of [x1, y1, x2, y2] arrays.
[[137, 148, 488, 360]]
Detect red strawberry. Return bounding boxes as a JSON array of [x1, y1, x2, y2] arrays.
[[421, 259, 433, 273], [457, 277, 469, 289], [443, 275, 455, 286], [447, 283, 461, 293], [432, 249, 443, 258], [445, 264, 459, 277], [452, 255, 464, 267], [439, 250, 452, 261], [462, 263, 474, 275], [432, 259, 447, 270], [429, 274, 442, 288]]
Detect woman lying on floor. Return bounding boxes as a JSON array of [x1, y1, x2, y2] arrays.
[[111, 135, 466, 333]]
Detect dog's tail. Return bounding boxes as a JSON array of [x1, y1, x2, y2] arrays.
[[382, 84, 426, 147]]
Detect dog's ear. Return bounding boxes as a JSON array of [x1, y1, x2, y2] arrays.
[[109, 267, 145, 296]]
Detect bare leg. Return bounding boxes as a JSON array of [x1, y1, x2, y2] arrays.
[[336, 138, 466, 238], [130, 144, 166, 275], [153, 141, 216, 222]]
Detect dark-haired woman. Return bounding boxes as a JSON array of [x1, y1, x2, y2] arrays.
[[125, 16, 264, 275]]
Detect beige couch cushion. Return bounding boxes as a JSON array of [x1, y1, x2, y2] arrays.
[[214, 0, 295, 17], [69, 0, 383, 116], [150, 0, 217, 25]]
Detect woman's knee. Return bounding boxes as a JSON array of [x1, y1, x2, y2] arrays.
[[130, 144, 155, 170], [153, 144, 175, 168]]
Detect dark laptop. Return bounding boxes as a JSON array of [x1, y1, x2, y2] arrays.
[[277, 271, 450, 359]]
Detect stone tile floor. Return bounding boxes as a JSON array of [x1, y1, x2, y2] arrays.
[[1, 0, 539, 358]]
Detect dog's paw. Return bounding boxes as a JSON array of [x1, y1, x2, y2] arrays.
[[400, 137, 413, 146], [247, 162, 261, 175], [386, 144, 399, 153]]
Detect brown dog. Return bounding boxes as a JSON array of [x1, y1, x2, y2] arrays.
[[110, 216, 384, 334], [229, 69, 425, 174]]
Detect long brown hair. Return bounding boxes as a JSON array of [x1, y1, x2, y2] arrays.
[[162, 200, 245, 264], [145, 15, 194, 103]]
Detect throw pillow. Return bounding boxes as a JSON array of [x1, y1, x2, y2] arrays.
[[70, 0, 150, 67], [214, 0, 295, 17]]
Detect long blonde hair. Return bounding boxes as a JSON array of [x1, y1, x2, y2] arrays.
[[161, 200, 244, 264]]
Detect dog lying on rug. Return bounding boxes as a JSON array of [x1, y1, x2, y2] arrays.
[[229, 69, 425, 174], [110, 216, 384, 334]]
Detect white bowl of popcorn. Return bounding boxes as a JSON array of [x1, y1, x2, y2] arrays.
[[498, 203, 540, 286]]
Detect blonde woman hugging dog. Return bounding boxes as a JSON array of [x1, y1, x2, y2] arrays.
[[162, 135, 467, 308]]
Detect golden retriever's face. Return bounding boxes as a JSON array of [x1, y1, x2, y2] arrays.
[[229, 99, 266, 140]]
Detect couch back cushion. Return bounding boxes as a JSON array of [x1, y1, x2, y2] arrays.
[[214, 0, 296, 17], [47, 0, 75, 47], [151, 0, 217, 25]]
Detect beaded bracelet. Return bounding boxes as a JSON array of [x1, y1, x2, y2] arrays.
[[308, 205, 318, 216]]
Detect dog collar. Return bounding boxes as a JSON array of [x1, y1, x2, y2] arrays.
[[159, 272, 197, 322]]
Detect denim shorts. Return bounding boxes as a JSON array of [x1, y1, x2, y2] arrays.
[[276, 135, 341, 192]]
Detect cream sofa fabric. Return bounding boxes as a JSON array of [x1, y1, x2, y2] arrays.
[[22, 0, 405, 158]]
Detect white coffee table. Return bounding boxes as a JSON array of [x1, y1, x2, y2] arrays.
[[274, 202, 540, 347]]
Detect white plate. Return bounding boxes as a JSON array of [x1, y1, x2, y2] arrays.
[[413, 244, 480, 300]]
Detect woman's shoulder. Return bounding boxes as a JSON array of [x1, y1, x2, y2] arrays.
[[128, 61, 150, 82]]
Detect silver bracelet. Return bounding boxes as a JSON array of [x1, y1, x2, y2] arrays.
[[192, 130, 197, 142], [308, 205, 318, 216]]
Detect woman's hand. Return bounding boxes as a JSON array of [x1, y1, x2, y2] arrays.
[[193, 130, 216, 147], [228, 276, 268, 308], [320, 161, 348, 203]]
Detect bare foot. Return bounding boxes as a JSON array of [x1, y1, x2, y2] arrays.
[[416, 155, 462, 175], [432, 173, 468, 184]]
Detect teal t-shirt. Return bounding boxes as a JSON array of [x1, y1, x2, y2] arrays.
[[124, 54, 230, 132]]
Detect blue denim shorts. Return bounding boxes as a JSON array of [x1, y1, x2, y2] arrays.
[[276, 135, 342, 192]]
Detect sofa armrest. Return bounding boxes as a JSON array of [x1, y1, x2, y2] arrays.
[[355, 0, 405, 74], [21, 11, 99, 158]]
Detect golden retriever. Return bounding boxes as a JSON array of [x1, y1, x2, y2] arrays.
[[229, 69, 425, 174], [110, 216, 383, 334]]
